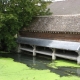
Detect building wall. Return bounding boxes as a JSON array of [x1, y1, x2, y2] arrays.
[[19, 31, 80, 42]]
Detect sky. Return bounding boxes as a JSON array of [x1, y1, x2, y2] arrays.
[[44, 0, 65, 2]]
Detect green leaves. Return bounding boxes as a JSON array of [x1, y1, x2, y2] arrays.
[[0, 0, 51, 52]]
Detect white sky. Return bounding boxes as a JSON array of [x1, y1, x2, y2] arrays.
[[44, 0, 65, 2]]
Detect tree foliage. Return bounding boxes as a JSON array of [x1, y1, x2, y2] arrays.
[[0, 0, 51, 52]]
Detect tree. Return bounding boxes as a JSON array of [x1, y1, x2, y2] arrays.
[[0, 0, 51, 52]]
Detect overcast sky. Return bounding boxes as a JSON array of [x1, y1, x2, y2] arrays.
[[44, 0, 65, 2]]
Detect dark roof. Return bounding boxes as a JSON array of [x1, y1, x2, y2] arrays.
[[48, 0, 80, 15], [23, 15, 80, 33]]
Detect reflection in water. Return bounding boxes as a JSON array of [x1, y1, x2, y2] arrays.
[[0, 52, 80, 77]]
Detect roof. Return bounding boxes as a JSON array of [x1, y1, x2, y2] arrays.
[[48, 0, 80, 15], [17, 37, 80, 51], [23, 15, 80, 33], [21, 0, 80, 33]]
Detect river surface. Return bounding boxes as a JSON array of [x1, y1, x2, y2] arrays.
[[0, 52, 80, 77]]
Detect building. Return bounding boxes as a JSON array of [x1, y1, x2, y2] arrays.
[[18, 0, 80, 64]]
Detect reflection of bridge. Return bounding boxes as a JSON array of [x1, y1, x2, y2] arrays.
[[17, 53, 80, 77], [17, 37, 80, 64]]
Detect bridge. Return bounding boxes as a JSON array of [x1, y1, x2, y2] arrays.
[[17, 37, 80, 64]]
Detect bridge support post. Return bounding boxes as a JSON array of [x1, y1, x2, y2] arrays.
[[77, 51, 80, 64], [33, 57, 36, 65], [52, 49, 56, 60], [33, 46, 36, 57], [18, 44, 21, 53], [77, 68, 80, 76]]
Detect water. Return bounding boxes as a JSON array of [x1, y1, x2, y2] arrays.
[[0, 52, 80, 77]]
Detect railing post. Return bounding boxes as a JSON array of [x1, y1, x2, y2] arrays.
[[33, 45, 36, 57], [52, 48, 56, 60]]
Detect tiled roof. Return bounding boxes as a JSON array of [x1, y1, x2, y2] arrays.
[[22, 0, 80, 33], [23, 15, 80, 33]]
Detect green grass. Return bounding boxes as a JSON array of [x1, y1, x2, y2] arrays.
[[0, 58, 80, 80]]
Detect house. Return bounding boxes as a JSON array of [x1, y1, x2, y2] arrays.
[[17, 0, 80, 64]]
